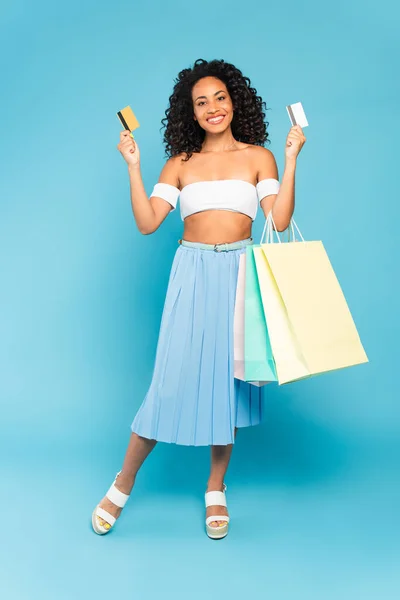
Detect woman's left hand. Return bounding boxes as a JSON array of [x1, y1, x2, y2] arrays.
[[285, 125, 306, 160]]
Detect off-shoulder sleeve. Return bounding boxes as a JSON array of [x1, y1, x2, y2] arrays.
[[150, 182, 180, 210], [256, 178, 280, 202]]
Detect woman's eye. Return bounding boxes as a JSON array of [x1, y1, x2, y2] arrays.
[[198, 96, 225, 106]]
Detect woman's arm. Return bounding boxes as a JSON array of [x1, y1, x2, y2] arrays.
[[258, 125, 306, 232], [117, 131, 179, 235], [264, 156, 296, 232], [128, 158, 179, 235]]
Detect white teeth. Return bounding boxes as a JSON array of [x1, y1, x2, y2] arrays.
[[208, 116, 224, 123]]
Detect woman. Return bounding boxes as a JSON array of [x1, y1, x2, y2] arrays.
[[92, 58, 306, 539]]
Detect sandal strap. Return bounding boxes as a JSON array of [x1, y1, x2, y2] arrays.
[[96, 507, 116, 526], [106, 474, 130, 508], [206, 515, 230, 526], [205, 490, 227, 508]]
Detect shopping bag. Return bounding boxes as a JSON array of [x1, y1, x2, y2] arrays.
[[234, 253, 270, 386], [260, 213, 368, 382], [253, 246, 310, 384], [243, 247, 277, 383]]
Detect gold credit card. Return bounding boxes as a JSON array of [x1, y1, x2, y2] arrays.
[[116, 106, 140, 137]]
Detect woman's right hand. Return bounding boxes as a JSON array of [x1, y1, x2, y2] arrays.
[[117, 130, 141, 167]]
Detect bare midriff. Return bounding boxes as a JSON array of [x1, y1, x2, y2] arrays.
[[178, 144, 256, 244], [182, 210, 252, 244]]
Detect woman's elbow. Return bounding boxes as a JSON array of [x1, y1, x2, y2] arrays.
[[273, 220, 290, 233], [139, 220, 161, 235], [139, 226, 155, 235], [273, 212, 294, 232]]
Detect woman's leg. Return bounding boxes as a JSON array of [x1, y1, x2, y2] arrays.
[[96, 432, 157, 528], [206, 427, 238, 527]]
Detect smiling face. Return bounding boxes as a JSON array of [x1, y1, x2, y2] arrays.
[[192, 76, 234, 134]]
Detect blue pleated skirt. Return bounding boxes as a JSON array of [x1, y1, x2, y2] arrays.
[[130, 239, 264, 446]]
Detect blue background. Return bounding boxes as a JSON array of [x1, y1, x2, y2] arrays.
[[1, 0, 399, 598]]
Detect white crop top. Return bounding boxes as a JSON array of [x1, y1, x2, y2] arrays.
[[150, 178, 280, 221]]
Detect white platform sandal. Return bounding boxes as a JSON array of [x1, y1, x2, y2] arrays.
[[91, 471, 130, 535], [205, 483, 230, 539]]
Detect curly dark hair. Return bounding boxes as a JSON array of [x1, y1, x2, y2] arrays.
[[160, 58, 270, 162]]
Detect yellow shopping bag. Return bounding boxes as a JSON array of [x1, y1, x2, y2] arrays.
[[259, 214, 368, 383], [253, 246, 310, 384]]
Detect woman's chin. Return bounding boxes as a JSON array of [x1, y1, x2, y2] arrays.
[[203, 123, 231, 134]]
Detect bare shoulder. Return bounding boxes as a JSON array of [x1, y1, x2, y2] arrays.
[[158, 154, 182, 188], [249, 145, 276, 163], [250, 145, 278, 179], [173, 151, 195, 188]]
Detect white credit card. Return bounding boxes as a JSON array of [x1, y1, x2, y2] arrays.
[[286, 102, 308, 127]]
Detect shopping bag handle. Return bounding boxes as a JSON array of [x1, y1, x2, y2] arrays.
[[260, 211, 305, 244]]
